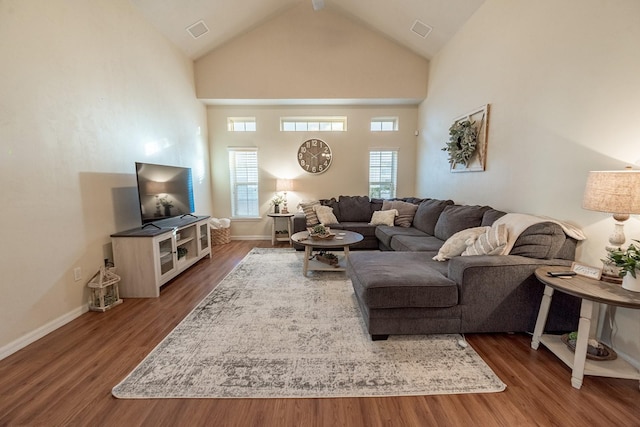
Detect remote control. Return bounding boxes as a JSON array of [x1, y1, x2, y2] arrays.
[[547, 271, 577, 277]]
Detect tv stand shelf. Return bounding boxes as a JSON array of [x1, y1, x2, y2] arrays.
[[111, 215, 211, 297]]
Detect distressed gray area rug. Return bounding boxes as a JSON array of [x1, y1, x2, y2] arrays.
[[112, 248, 505, 398]]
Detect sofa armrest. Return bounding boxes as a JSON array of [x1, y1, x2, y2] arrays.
[[447, 254, 572, 286], [293, 213, 307, 234], [447, 255, 577, 332]]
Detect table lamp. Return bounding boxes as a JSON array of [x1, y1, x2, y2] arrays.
[[582, 169, 640, 283], [276, 179, 294, 214]]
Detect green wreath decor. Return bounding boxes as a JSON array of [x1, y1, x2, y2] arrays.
[[442, 120, 478, 166]]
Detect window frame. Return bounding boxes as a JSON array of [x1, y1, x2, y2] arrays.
[[370, 117, 399, 132], [368, 148, 398, 199], [227, 117, 257, 132], [228, 147, 260, 218], [280, 116, 347, 132]]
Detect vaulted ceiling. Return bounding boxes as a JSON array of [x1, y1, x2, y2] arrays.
[[131, 0, 485, 60]]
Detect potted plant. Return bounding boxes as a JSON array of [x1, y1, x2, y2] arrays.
[[271, 194, 284, 213], [606, 239, 640, 292]]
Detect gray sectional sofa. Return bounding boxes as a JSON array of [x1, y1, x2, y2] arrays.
[[293, 195, 581, 340]]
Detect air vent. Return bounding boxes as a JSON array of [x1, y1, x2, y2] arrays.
[[411, 20, 432, 38], [312, 0, 325, 11], [186, 20, 209, 39]]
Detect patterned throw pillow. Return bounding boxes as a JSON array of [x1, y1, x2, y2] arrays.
[[299, 200, 321, 226], [369, 209, 398, 226], [432, 226, 489, 261], [382, 200, 419, 227], [314, 205, 339, 225], [462, 223, 508, 256]]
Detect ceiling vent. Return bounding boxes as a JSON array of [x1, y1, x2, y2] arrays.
[[186, 20, 209, 39], [411, 20, 432, 38], [311, 0, 325, 11]]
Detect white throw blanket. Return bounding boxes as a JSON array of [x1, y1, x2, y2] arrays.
[[493, 213, 587, 255]]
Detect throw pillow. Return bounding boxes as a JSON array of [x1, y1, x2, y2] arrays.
[[432, 226, 489, 261], [369, 209, 397, 226], [299, 200, 320, 226], [314, 205, 339, 225], [462, 223, 508, 256], [382, 200, 419, 228]]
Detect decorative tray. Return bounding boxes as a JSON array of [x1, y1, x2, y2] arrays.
[[309, 233, 335, 240], [561, 333, 617, 361]]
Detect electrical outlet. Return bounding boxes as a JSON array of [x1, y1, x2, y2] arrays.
[[73, 267, 82, 282]]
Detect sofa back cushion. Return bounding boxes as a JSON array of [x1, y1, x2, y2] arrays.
[[481, 209, 507, 226], [412, 199, 455, 235], [434, 205, 492, 241], [510, 222, 567, 259], [336, 195, 371, 222]]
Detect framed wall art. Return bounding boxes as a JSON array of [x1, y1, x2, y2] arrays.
[[443, 104, 490, 173]]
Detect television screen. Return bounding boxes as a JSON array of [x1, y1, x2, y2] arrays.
[[135, 162, 195, 224]]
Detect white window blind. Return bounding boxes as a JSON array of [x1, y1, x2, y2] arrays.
[[228, 148, 259, 217], [369, 150, 398, 199]]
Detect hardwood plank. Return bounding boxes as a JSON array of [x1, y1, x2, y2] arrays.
[[0, 240, 638, 426]]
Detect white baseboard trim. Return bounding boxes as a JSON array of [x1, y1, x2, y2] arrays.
[[0, 304, 89, 361]]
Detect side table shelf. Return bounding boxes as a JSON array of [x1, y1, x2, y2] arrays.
[[268, 213, 294, 246], [538, 334, 640, 382], [532, 266, 640, 389]]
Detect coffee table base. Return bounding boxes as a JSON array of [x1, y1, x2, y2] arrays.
[[303, 246, 350, 276]]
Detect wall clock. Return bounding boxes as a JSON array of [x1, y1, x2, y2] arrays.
[[297, 138, 332, 174]]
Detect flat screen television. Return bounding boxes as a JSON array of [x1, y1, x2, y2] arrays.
[[135, 162, 195, 225]]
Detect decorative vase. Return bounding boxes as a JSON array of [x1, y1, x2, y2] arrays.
[[274, 205, 280, 214], [622, 273, 640, 292]]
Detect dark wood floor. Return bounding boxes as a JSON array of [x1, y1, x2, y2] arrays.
[[1, 240, 638, 426]]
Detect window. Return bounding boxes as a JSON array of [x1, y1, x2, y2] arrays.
[[370, 117, 398, 132], [227, 117, 256, 132], [228, 148, 259, 217], [281, 116, 347, 132], [369, 149, 398, 199]]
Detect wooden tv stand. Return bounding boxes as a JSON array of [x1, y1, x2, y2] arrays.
[[111, 215, 211, 297]]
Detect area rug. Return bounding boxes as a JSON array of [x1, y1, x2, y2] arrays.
[[112, 248, 505, 398]]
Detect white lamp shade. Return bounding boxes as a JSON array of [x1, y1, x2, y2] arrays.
[[276, 179, 294, 192], [582, 170, 640, 215]]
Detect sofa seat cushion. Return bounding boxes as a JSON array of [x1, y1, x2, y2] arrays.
[[348, 252, 458, 309], [375, 226, 427, 249], [390, 235, 445, 252]]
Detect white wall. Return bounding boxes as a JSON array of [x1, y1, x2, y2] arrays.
[[208, 105, 418, 238], [418, 0, 640, 364], [0, 0, 210, 357], [195, 3, 428, 102]]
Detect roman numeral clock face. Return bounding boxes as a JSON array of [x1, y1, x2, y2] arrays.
[[297, 138, 332, 174]]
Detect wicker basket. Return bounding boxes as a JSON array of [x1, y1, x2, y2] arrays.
[[210, 227, 231, 245]]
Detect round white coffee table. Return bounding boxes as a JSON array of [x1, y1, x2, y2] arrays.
[[290, 230, 364, 276]]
